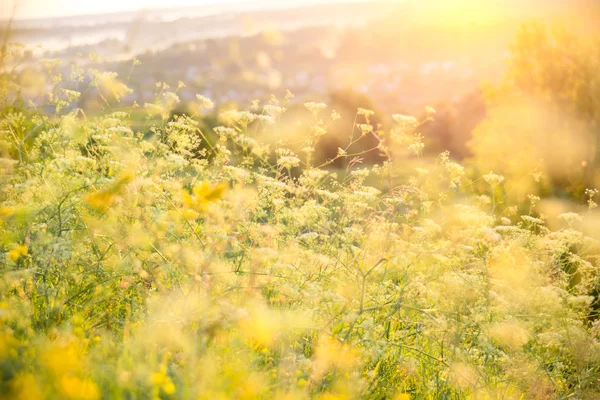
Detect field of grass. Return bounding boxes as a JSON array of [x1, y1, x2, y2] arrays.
[[1, 36, 600, 400]]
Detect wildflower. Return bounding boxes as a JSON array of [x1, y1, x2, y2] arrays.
[[182, 181, 227, 213], [196, 94, 214, 109], [214, 126, 237, 138], [151, 369, 176, 395], [312, 335, 357, 379], [284, 90, 295, 102], [357, 107, 375, 118], [40, 343, 82, 376], [263, 105, 284, 117], [446, 162, 465, 182], [0, 207, 15, 218], [521, 215, 544, 225], [527, 194, 541, 208], [357, 124, 373, 136], [221, 110, 258, 127], [504, 205, 518, 216], [437, 150, 450, 165], [59, 376, 100, 400], [144, 102, 164, 117], [301, 146, 315, 154], [84, 171, 135, 212], [10, 373, 42, 400], [488, 321, 530, 351], [408, 140, 425, 156], [483, 171, 505, 187], [84, 191, 115, 212], [277, 156, 301, 170], [304, 102, 327, 116], [238, 305, 282, 347], [311, 125, 327, 138], [256, 114, 275, 125], [234, 135, 258, 150], [449, 363, 479, 389], [92, 71, 132, 101], [392, 113, 418, 127], [481, 227, 502, 243], [60, 89, 81, 102], [298, 232, 319, 241], [586, 188, 598, 209], [477, 195, 492, 206], [558, 212, 582, 226], [8, 245, 28, 262], [162, 92, 180, 107]]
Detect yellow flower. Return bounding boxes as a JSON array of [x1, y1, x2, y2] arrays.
[[59, 376, 100, 400], [151, 370, 176, 395], [40, 343, 82, 377], [84, 171, 135, 212], [181, 209, 200, 221], [114, 170, 135, 187], [238, 305, 281, 347], [312, 335, 357, 379], [182, 181, 227, 213], [10, 373, 42, 400], [8, 245, 28, 262], [84, 191, 115, 212], [0, 207, 15, 218]]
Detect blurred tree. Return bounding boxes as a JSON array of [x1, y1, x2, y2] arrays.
[[317, 88, 386, 168], [423, 89, 486, 160], [508, 22, 600, 128], [469, 22, 600, 199], [275, 88, 386, 170]]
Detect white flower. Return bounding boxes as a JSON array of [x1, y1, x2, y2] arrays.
[[392, 114, 418, 126], [521, 215, 544, 225], [356, 124, 373, 135], [558, 212, 582, 226], [263, 105, 284, 117], [196, 94, 214, 109], [483, 172, 505, 187], [304, 102, 327, 116], [277, 156, 301, 169]]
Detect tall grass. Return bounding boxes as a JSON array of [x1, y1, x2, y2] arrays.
[[0, 44, 600, 399]]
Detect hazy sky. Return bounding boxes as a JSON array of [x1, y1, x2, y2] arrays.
[[1, 0, 353, 20]]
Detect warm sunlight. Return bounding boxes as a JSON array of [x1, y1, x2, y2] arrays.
[[2, 0, 361, 20], [1, 0, 600, 399]]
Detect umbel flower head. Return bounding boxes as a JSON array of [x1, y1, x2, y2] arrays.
[[304, 102, 327, 116], [392, 113, 418, 127], [196, 94, 215, 110], [483, 171, 505, 187]]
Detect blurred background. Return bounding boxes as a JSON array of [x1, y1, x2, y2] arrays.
[[2, 0, 600, 199]]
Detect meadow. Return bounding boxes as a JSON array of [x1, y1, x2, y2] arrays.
[[1, 12, 600, 400]]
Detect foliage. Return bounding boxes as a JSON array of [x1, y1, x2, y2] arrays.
[[469, 22, 600, 199], [1, 43, 600, 400]]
